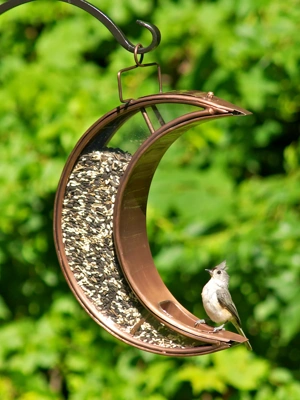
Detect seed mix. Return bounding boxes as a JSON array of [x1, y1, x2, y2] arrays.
[[61, 147, 200, 349]]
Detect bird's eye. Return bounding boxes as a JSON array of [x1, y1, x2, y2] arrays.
[[217, 270, 221, 275]]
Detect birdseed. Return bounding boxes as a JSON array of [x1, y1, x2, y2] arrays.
[[61, 147, 202, 349]]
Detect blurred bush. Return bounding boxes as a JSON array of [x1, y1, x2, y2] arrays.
[[0, 0, 299, 399]]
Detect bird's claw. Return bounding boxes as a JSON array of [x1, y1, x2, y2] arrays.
[[212, 324, 225, 333], [194, 319, 206, 328]]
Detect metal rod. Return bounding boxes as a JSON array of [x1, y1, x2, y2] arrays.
[[151, 105, 166, 126], [141, 107, 155, 134], [0, 0, 161, 54]]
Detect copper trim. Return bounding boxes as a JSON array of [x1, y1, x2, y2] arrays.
[[113, 92, 251, 348]]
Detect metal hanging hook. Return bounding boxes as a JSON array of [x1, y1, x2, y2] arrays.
[[0, 0, 161, 54]]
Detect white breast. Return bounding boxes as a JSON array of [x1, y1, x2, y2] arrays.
[[201, 281, 232, 323]]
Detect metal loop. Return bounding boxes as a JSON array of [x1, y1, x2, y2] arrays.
[[134, 44, 144, 66], [0, 0, 161, 54]]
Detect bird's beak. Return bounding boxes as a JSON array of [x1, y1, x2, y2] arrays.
[[205, 269, 213, 276]]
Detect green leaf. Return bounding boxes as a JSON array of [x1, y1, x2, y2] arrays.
[[177, 364, 226, 394], [213, 347, 269, 391]]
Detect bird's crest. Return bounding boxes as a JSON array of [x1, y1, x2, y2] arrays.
[[215, 260, 227, 271]]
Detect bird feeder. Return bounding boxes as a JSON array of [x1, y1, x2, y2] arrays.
[[1, 0, 251, 356]]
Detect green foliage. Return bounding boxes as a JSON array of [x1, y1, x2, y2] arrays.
[[1, 0, 300, 398]]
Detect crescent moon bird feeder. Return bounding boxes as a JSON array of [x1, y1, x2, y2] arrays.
[[1, 0, 252, 356]]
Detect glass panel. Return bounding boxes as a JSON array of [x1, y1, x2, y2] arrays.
[[153, 103, 204, 125], [108, 111, 150, 154], [108, 103, 204, 154]]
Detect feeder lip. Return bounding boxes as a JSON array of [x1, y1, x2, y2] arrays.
[[112, 92, 251, 347]]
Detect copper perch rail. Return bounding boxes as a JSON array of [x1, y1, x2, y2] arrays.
[[113, 91, 251, 349]]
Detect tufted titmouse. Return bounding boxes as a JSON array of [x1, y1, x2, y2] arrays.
[[195, 261, 252, 350]]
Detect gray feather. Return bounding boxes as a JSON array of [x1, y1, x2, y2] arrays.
[[216, 289, 241, 326], [231, 319, 253, 351]]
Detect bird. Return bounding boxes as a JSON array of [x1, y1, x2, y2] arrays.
[[195, 261, 252, 351]]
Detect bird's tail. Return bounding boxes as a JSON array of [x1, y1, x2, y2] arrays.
[[232, 320, 252, 351]]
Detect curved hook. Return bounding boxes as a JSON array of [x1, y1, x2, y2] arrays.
[[0, 0, 161, 54]]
